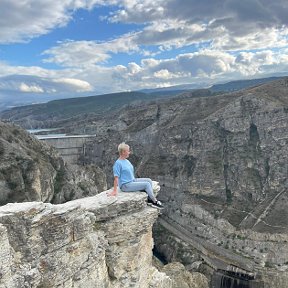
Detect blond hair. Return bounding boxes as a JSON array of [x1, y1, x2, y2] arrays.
[[118, 142, 129, 154]]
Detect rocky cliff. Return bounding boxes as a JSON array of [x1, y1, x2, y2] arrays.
[[0, 121, 106, 205], [1, 78, 288, 286], [0, 121, 210, 287], [0, 191, 208, 288], [64, 78, 288, 286]]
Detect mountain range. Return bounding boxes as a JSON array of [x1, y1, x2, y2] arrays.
[[0, 76, 284, 129]]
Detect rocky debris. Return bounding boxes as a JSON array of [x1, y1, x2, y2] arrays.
[[162, 262, 209, 288], [0, 192, 175, 288], [0, 121, 106, 205]]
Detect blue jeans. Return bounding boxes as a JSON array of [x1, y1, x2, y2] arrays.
[[121, 178, 156, 202]]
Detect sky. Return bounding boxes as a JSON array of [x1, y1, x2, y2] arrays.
[[1, 0, 288, 106]]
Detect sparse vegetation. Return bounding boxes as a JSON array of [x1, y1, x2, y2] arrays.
[[0, 141, 4, 155], [226, 189, 232, 204], [265, 261, 273, 268], [53, 166, 66, 195]]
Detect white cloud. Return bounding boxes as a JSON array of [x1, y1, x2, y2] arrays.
[[43, 35, 140, 67], [1, 47, 288, 102], [153, 69, 187, 80], [108, 0, 288, 30], [0, 0, 101, 43], [1, 0, 288, 101], [19, 83, 44, 93], [212, 27, 288, 51], [52, 78, 93, 91], [140, 51, 236, 77], [127, 62, 142, 74], [154, 69, 171, 79], [109, 48, 288, 90], [107, 0, 165, 23], [0, 74, 93, 95], [101, 0, 288, 52], [0, 61, 55, 78]]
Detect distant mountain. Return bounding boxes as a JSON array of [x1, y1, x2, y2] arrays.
[[1, 76, 285, 129], [139, 82, 206, 94], [139, 77, 285, 95], [0, 91, 179, 128], [0, 74, 95, 112], [209, 76, 284, 92]]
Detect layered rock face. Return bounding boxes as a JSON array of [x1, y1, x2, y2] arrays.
[[0, 192, 173, 288], [1, 78, 287, 286], [73, 78, 288, 286], [0, 121, 106, 205], [162, 262, 208, 288], [0, 121, 207, 287]]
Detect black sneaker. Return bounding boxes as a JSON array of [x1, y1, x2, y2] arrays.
[[151, 200, 164, 209], [147, 197, 155, 207], [147, 197, 154, 204]]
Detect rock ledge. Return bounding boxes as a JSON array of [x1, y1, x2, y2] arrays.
[[0, 191, 171, 288]]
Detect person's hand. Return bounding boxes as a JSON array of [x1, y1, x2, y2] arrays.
[[107, 189, 118, 197]]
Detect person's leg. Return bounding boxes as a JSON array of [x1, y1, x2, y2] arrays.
[[134, 178, 153, 186], [121, 180, 157, 202], [133, 178, 155, 201]]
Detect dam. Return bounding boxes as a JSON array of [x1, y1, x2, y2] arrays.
[[34, 133, 96, 164]]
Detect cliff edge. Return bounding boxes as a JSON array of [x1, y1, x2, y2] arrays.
[[0, 192, 173, 288]]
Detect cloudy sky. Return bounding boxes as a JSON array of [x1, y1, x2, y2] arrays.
[[1, 0, 288, 106]]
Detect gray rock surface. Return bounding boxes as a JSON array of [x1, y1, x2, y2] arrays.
[[0, 192, 174, 288], [0, 121, 106, 205], [63, 78, 288, 286], [162, 262, 209, 288], [1, 78, 288, 286]]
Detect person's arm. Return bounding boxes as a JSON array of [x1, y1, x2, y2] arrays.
[[108, 176, 118, 196], [113, 176, 119, 194]]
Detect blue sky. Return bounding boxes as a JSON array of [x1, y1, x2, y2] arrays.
[[1, 0, 288, 108]]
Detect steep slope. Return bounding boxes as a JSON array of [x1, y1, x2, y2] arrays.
[[0, 192, 210, 288], [1, 77, 287, 285], [78, 78, 288, 232], [0, 91, 177, 129], [0, 121, 106, 205], [66, 77, 288, 285]]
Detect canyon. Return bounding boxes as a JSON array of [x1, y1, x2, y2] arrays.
[[74, 78, 288, 287], [0, 77, 288, 286]]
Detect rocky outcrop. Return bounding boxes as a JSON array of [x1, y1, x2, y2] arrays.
[[162, 262, 209, 288], [0, 192, 173, 288], [0, 120, 205, 287], [0, 121, 106, 205]]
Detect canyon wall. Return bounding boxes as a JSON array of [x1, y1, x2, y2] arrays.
[[0, 121, 106, 205], [75, 78, 288, 286], [1, 78, 288, 286]]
